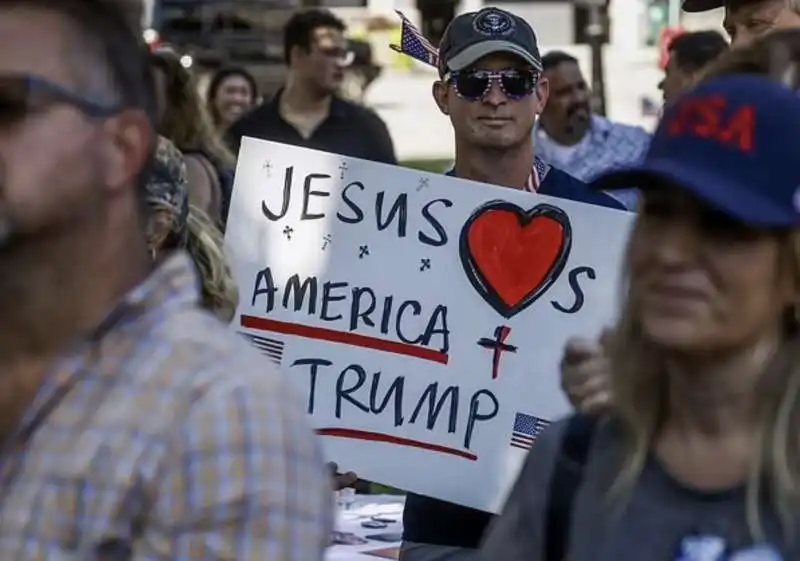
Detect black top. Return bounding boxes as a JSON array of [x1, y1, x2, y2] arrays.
[[227, 90, 397, 165]]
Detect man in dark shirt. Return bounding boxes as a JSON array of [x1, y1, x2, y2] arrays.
[[400, 8, 624, 561], [227, 9, 396, 164]]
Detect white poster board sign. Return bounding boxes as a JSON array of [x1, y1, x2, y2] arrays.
[[225, 137, 634, 512]]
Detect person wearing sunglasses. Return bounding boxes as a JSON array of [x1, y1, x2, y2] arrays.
[[0, 1, 332, 559], [400, 8, 626, 561], [227, 9, 397, 166]]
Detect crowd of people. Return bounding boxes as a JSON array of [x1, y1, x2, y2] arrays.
[[3, 0, 800, 558]]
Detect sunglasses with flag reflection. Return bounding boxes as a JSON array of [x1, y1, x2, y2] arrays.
[[444, 68, 540, 101]]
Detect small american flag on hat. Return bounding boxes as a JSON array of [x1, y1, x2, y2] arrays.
[[390, 11, 439, 68], [509, 412, 550, 451]]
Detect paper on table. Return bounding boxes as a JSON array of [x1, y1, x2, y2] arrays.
[[362, 547, 399, 560]]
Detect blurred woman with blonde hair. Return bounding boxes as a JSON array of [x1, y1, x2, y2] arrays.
[[561, 30, 800, 419], [150, 47, 236, 225], [481, 32, 800, 561], [146, 135, 238, 321]]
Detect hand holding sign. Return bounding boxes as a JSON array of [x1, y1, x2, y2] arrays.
[[560, 328, 614, 415], [327, 461, 358, 490]]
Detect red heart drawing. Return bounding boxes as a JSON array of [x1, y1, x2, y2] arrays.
[[459, 201, 572, 318]]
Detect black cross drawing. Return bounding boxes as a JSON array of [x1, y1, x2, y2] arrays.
[[477, 326, 517, 380], [339, 162, 348, 179], [322, 234, 332, 250], [262, 160, 272, 176], [358, 245, 369, 258], [282, 226, 293, 240], [420, 258, 431, 271], [417, 177, 429, 191]]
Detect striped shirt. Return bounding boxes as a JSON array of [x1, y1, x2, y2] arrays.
[[0, 252, 332, 560]]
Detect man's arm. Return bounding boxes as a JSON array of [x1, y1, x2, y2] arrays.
[[139, 364, 333, 560]]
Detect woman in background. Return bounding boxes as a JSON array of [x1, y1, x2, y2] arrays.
[[147, 136, 238, 321], [150, 47, 236, 224], [207, 66, 259, 135]]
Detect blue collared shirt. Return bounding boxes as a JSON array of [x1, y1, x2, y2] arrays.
[[536, 115, 650, 210]]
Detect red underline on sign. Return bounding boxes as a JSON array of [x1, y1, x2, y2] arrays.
[[316, 428, 478, 461], [240, 315, 449, 364]]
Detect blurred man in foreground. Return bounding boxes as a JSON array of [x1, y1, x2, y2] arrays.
[[0, 0, 331, 557]]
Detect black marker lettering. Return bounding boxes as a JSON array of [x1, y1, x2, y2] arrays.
[[320, 281, 348, 321], [300, 173, 331, 220], [409, 383, 459, 434], [420, 305, 450, 353], [350, 287, 376, 331], [261, 166, 293, 221], [464, 389, 499, 449], [337, 181, 365, 224], [376, 192, 408, 237], [251, 267, 277, 312], [335, 364, 369, 417], [282, 274, 318, 313], [551, 266, 596, 314], [291, 358, 332, 414], [380, 296, 394, 335], [395, 300, 423, 345], [418, 198, 452, 247], [369, 372, 405, 426]]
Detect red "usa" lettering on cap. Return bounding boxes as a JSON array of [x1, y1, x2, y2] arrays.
[[666, 94, 754, 152]]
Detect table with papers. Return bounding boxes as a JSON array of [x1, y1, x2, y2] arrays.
[[326, 494, 405, 561]]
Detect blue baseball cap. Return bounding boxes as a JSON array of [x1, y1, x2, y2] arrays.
[[591, 74, 800, 228]]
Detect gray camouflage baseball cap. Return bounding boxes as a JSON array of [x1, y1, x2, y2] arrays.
[[147, 135, 189, 228], [438, 7, 542, 74]]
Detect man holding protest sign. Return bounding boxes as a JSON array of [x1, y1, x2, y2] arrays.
[[398, 8, 625, 561]]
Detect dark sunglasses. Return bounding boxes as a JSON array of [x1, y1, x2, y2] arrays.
[[448, 68, 539, 101], [317, 45, 355, 65], [0, 73, 121, 124]]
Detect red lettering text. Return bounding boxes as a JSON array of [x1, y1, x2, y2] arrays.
[[666, 95, 754, 152]]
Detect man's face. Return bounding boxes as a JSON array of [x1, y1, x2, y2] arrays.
[[659, 53, 694, 104], [724, 0, 800, 47], [0, 7, 149, 255], [433, 53, 547, 150], [540, 61, 591, 138], [293, 26, 352, 94]]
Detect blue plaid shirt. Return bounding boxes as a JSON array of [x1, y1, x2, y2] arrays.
[[536, 115, 650, 210]]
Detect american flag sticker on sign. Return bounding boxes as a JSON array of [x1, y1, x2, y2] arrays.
[[240, 332, 284, 366], [509, 413, 550, 451]]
